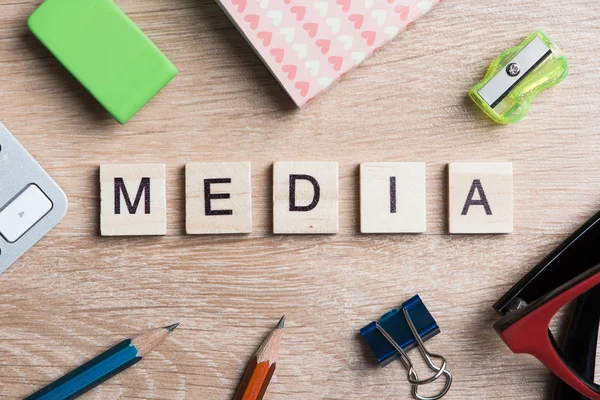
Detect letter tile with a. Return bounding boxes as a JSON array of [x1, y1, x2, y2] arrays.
[[449, 162, 513, 234]]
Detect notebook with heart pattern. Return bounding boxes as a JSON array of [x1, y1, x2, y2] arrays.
[[216, 0, 442, 107]]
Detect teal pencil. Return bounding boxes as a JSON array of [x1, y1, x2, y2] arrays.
[[26, 323, 179, 400]]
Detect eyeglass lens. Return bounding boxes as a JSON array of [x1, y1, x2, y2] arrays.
[[550, 283, 600, 395]]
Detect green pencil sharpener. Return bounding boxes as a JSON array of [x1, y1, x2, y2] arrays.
[[469, 30, 568, 124]]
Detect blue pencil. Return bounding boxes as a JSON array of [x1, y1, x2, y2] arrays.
[[26, 323, 179, 400]]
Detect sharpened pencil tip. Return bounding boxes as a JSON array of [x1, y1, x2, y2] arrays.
[[276, 315, 286, 329], [164, 323, 180, 333]]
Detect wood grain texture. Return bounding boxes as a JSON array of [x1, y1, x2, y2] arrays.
[[0, 0, 599, 399]]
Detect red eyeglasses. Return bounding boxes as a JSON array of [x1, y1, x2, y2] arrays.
[[494, 210, 600, 399]]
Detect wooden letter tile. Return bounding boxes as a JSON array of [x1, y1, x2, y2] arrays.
[[449, 162, 513, 234], [100, 164, 167, 236], [273, 162, 338, 234], [186, 162, 252, 234], [360, 162, 426, 233]]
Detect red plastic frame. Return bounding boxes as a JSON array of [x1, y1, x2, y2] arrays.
[[497, 271, 600, 399]]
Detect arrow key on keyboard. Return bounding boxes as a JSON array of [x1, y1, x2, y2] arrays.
[[0, 185, 53, 243]]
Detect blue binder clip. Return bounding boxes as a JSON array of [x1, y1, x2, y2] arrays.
[[360, 295, 452, 400]]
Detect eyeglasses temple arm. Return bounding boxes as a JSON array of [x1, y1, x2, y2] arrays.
[[495, 210, 600, 316]]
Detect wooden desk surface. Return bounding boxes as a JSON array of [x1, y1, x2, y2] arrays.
[[1, 0, 599, 398]]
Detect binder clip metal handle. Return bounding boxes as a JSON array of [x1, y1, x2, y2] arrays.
[[361, 295, 452, 400], [376, 309, 452, 400]]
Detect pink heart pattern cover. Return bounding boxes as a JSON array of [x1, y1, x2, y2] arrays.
[[216, 0, 442, 107]]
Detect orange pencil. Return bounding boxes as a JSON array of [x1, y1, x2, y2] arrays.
[[234, 316, 285, 400]]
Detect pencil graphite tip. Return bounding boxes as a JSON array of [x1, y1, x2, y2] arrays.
[[164, 323, 180, 333], [276, 315, 286, 329]]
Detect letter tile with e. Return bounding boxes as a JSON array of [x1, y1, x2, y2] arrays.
[[100, 164, 167, 236], [185, 162, 252, 234], [273, 162, 339, 234], [448, 162, 513, 234]]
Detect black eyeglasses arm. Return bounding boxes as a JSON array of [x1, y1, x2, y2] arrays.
[[494, 210, 600, 316]]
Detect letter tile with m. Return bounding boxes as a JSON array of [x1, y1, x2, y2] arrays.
[[100, 164, 167, 236]]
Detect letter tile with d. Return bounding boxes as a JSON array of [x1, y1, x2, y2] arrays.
[[273, 162, 339, 234], [100, 164, 167, 236]]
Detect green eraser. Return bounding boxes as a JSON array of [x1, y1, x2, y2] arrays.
[[28, 0, 178, 124]]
